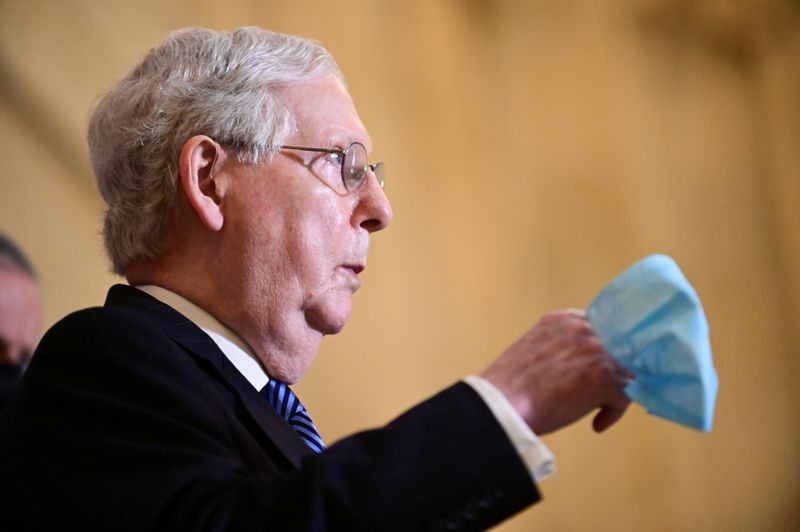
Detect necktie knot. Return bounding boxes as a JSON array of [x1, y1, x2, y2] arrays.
[[260, 379, 325, 453]]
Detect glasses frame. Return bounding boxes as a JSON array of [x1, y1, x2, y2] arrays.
[[280, 142, 385, 192]]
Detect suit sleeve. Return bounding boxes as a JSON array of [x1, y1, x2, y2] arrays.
[[0, 308, 539, 532]]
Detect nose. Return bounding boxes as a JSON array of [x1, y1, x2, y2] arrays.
[[354, 171, 393, 233]]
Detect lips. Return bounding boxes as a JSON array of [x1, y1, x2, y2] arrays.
[[343, 264, 364, 275], [339, 264, 364, 290]]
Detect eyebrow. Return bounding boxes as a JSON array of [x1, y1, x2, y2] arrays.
[[325, 133, 372, 153]]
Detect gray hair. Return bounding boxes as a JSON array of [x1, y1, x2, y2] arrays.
[[88, 27, 343, 274]]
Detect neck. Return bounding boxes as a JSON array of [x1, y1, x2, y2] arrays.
[[125, 253, 322, 385]]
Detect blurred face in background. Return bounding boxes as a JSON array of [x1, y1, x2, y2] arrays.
[[0, 266, 42, 367]]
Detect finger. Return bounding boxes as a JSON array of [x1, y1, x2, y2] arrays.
[[618, 366, 636, 382], [592, 392, 632, 433], [592, 402, 629, 433], [611, 359, 636, 382], [563, 308, 587, 318]]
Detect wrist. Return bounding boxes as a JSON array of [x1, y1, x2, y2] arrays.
[[480, 371, 536, 429]]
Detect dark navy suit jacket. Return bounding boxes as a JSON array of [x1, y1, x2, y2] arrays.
[[0, 284, 538, 531]]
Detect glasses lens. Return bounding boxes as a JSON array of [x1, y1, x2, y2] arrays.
[[343, 142, 368, 191], [371, 162, 385, 189]]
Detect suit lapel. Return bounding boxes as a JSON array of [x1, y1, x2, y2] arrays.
[[104, 284, 313, 468]]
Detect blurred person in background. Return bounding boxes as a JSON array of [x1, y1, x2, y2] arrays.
[[0, 233, 42, 410]]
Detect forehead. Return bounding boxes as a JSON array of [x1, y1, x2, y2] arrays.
[[0, 268, 39, 311], [277, 76, 372, 151]]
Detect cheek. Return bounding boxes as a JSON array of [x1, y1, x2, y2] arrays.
[[289, 195, 353, 279], [238, 181, 356, 306]]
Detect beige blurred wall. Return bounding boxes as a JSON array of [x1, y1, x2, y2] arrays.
[[1, 1, 798, 530]]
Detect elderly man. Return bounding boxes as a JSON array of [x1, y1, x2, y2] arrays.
[[0, 28, 631, 530]]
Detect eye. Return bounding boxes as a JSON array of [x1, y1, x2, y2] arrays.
[[307, 150, 347, 192], [323, 151, 344, 167]]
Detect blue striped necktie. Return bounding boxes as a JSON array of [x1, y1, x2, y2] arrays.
[[260, 379, 325, 453]]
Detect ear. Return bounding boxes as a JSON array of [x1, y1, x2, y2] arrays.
[[179, 135, 225, 232]]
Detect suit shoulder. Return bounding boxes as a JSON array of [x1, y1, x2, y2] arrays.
[[38, 303, 169, 353]]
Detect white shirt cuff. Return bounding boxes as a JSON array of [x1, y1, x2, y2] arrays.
[[463, 375, 556, 483]]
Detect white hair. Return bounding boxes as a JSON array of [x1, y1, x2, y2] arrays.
[[88, 27, 343, 274]]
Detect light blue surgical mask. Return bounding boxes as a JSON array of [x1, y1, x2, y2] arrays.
[[587, 255, 719, 432]]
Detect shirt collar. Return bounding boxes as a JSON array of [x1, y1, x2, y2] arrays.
[[135, 284, 268, 391]]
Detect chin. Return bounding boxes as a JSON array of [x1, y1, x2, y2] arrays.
[[305, 298, 352, 335], [315, 314, 349, 335]]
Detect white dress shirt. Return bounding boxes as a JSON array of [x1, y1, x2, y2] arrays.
[[136, 285, 555, 482]]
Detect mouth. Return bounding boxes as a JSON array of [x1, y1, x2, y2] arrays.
[[342, 264, 365, 276]]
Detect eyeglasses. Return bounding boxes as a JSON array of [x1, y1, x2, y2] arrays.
[[280, 142, 385, 192]]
